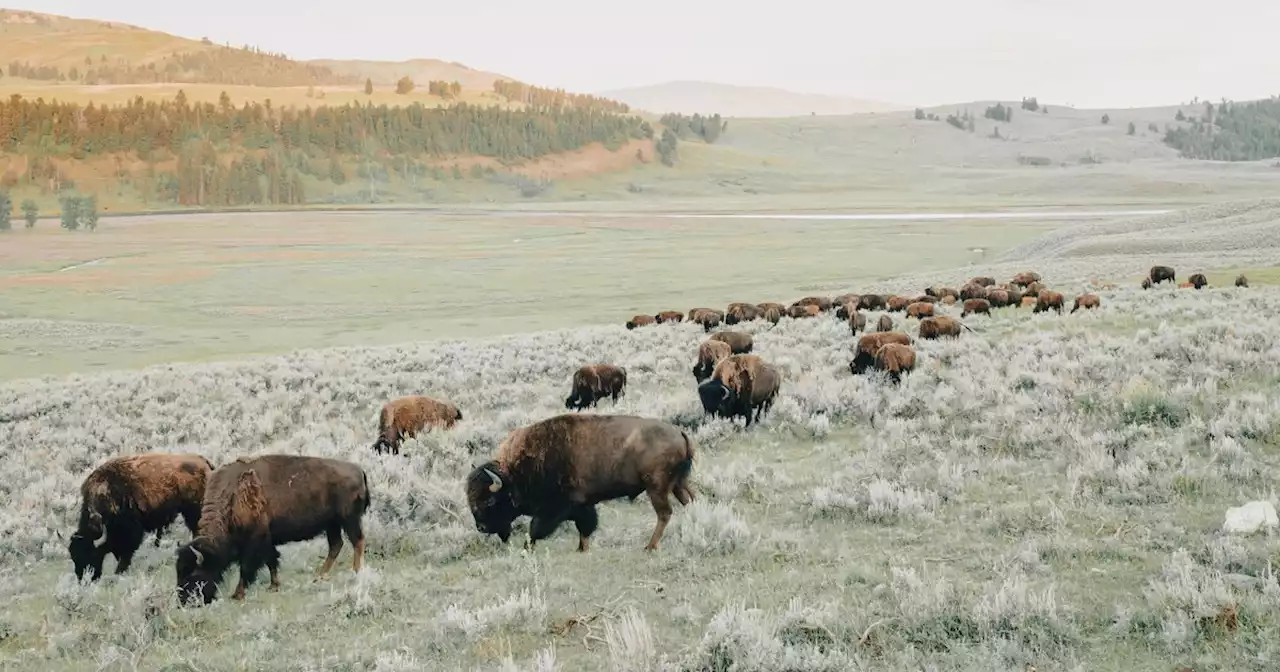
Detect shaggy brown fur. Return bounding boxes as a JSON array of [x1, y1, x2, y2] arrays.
[[654, 311, 684, 324], [1141, 277, 1153, 290], [372, 395, 462, 455], [175, 455, 370, 605], [906, 301, 935, 319], [912, 294, 939, 304], [835, 300, 860, 320], [858, 294, 888, 311], [1010, 272, 1041, 287], [969, 276, 996, 287], [692, 340, 733, 383], [926, 286, 960, 300], [688, 308, 724, 332], [877, 315, 894, 332], [848, 310, 868, 334], [850, 332, 911, 375], [725, 302, 762, 325], [960, 283, 989, 301], [1071, 294, 1101, 313], [985, 289, 1011, 308], [466, 414, 696, 552], [790, 296, 833, 312], [1004, 287, 1024, 306], [962, 298, 992, 317], [625, 314, 656, 330], [698, 354, 781, 428], [69, 453, 212, 581], [1236, 274, 1249, 288], [787, 304, 821, 318], [1033, 290, 1066, 314], [1149, 265, 1176, 285], [1024, 281, 1045, 296], [565, 364, 627, 410], [1189, 273, 1208, 289], [942, 295, 958, 305], [833, 293, 861, 308], [874, 343, 917, 383], [919, 315, 971, 339], [709, 330, 754, 354], [886, 295, 912, 312]]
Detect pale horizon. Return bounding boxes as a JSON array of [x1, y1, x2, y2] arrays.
[[8, 0, 1280, 108]]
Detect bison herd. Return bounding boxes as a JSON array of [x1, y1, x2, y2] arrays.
[[66, 263, 1244, 607]]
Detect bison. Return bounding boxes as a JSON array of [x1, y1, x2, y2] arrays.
[[960, 283, 988, 301], [969, 276, 997, 287], [687, 308, 724, 332], [1071, 294, 1101, 313], [787, 304, 821, 319], [465, 414, 695, 552], [858, 294, 888, 311], [962, 298, 992, 317], [918, 315, 972, 339], [850, 332, 911, 375], [835, 301, 860, 321], [696, 354, 781, 428], [565, 364, 627, 410], [874, 343, 917, 384], [848, 310, 868, 334], [654, 311, 684, 324], [905, 301, 935, 319], [372, 395, 463, 455], [912, 294, 939, 304], [790, 296, 833, 313], [1020, 295, 1037, 308], [832, 293, 861, 309], [1024, 281, 1045, 297], [175, 455, 370, 605], [1189, 273, 1208, 289], [692, 340, 733, 383], [625, 314, 656, 330], [926, 286, 960, 301], [1033, 290, 1066, 314], [877, 315, 894, 332], [756, 302, 785, 324], [725, 302, 762, 325], [985, 289, 1011, 308], [1149, 265, 1176, 285], [886, 295, 912, 313], [1011, 272, 1041, 287], [1236, 274, 1249, 288], [1141, 276, 1153, 290], [69, 453, 212, 582], [709, 330, 753, 354]]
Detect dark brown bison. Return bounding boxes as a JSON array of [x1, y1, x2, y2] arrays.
[[1149, 265, 1176, 285], [692, 340, 733, 383], [1071, 294, 1101, 313], [787, 304, 821, 318], [709, 330, 753, 354], [1011, 272, 1041, 287], [874, 343, 917, 384], [175, 455, 370, 605], [960, 283, 989, 301], [961, 298, 991, 317], [465, 414, 695, 552], [69, 453, 212, 582], [969, 276, 997, 287], [886, 295, 912, 312], [625, 315, 656, 330], [850, 332, 911, 375], [760, 304, 783, 324], [848, 310, 868, 334], [1004, 287, 1024, 306], [697, 354, 781, 428], [688, 308, 724, 332], [832, 293, 861, 309], [654, 311, 684, 324], [918, 315, 973, 339], [985, 289, 1011, 308], [858, 294, 888, 311], [1141, 276, 1153, 290], [925, 286, 959, 301], [565, 364, 627, 410], [372, 395, 463, 455], [1236, 274, 1249, 288], [1189, 273, 1208, 289], [791, 296, 834, 312], [725, 302, 762, 325], [756, 302, 786, 315], [1024, 281, 1045, 297], [835, 301, 859, 321], [905, 302, 935, 319], [1034, 290, 1065, 314], [877, 314, 894, 332], [912, 294, 940, 304]]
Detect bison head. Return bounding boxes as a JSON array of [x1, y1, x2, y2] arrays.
[[68, 526, 107, 581], [465, 462, 517, 543], [696, 378, 735, 416], [175, 539, 225, 606]]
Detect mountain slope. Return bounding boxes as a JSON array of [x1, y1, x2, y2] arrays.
[[0, 8, 213, 68], [308, 58, 513, 90], [598, 80, 905, 118]]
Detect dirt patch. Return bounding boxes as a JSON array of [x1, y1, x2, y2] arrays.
[[426, 139, 651, 181]]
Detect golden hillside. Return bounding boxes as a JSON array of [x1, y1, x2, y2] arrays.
[[309, 58, 513, 91]]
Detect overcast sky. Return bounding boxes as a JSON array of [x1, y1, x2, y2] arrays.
[[20, 0, 1280, 108]]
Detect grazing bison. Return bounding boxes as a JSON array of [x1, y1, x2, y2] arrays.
[[709, 330, 754, 354], [1071, 294, 1101, 313], [1149, 265, 1176, 285], [465, 414, 695, 552], [787, 304, 821, 319], [1141, 277, 1153, 290], [1236, 274, 1249, 288], [625, 315, 656, 330], [1023, 281, 1045, 297], [760, 304, 783, 324], [372, 395, 463, 455], [654, 311, 684, 324], [912, 294, 940, 304], [725, 302, 762, 325], [848, 310, 868, 334], [1189, 273, 1208, 289], [874, 343, 917, 384], [687, 308, 724, 332], [835, 301, 859, 321], [1004, 287, 1024, 306], [960, 283, 988, 301], [985, 289, 1011, 308], [942, 295, 958, 305], [175, 455, 370, 605], [906, 301, 935, 319], [877, 315, 894, 332], [833, 293, 861, 309], [1011, 272, 1041, 287], [969, 276, 997, 287], [69, 453, 212, 582], [850, 332, 912, 375], [858, 294, 888, 311], [918, 316, 972, 340], [697, 354, 781, 428], [565, 364, 627, 410], [1033, 290, 1066, 314], [926, 286, 960, 301], [692, 340, 733, 383], [791, 296, 833, 312], [886, 295, 912, 312], [756, 302, 786, 315], [961, 298, 992, 317]]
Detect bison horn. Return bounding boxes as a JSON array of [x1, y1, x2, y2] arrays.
[[483, 467, 503, 492], [192, 547, 205, 567], [719, 386, 730, 401]]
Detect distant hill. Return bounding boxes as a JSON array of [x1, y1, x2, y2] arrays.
[[308, 58, 513, 91], [597, 80, 905, 118]]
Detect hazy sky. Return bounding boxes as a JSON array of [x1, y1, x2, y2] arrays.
[[21, 0, 1280, 108]]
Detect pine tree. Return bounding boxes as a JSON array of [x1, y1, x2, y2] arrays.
[[59, 195, 81, 230], [0, 190, 11, 231], [365, 78, 373, 95], [21, 199, 37, 228]]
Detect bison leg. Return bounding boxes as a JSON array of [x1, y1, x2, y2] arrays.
[[315, 524, 344, 580], [342, 518, 366, 573], [571, 505, 599, 553], [644, 487, 675, 552], [527, 512, 568, 551], [267, 547, 282, 591], [110, 523, 145, 575], [673, 481, 694, 507]]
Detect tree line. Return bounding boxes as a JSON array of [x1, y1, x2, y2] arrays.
[[491, 80, 631, 114], [658, 113, 726, 144], [1162, 97, 1280, 161]]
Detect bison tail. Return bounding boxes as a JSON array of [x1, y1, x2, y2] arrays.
[[673, 431, 695, 483], [360, 471, 372, 512]]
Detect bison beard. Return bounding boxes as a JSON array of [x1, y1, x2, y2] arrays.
[[465, 414, 695, 552]]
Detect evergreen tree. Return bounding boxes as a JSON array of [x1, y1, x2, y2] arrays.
[[1127, 122, 1136, 135], [365, 78, 373, 95], [395, 76, 415, 94], [59, 195, 81, 230], [80, 194, 99, 230], [0, 190, 11, 231], [21, 199, 37, 228]]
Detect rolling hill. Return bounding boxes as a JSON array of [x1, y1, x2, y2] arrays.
[[308, 58, 513, 91], [597, 80, 905, 118]]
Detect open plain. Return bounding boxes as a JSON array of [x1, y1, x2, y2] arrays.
[[3, 201, 1280, 671]]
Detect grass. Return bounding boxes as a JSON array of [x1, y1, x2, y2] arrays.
[[3, 269, 1280, 671]]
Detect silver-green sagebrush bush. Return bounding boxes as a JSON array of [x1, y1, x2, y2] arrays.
[[5, 275, 1280, 669]]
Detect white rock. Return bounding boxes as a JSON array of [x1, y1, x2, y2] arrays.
[[1223, 500, 1279, 535]]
